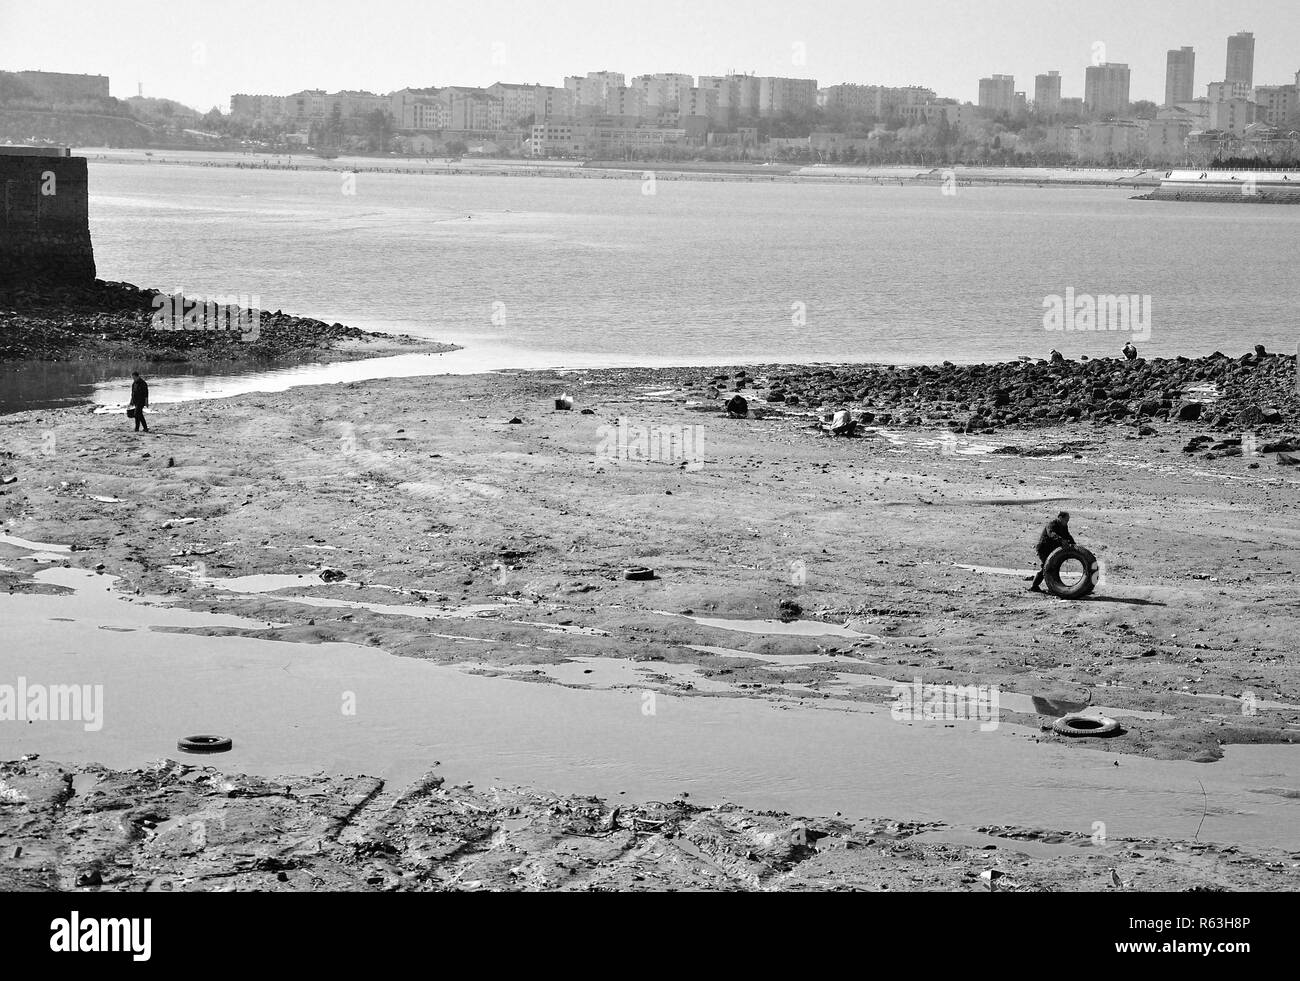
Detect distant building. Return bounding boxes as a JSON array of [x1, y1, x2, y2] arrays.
[[1158, 99, 1211, 130], [1254, 83, 1299, 129], [978, 75, 1015, 114], [1084, 63, 1130, 118], [1164, 47, 1195, 107], [529, 120, 592, 156], [230, 94, 287, 123], [1225, 31, 1255, 88], [698, 74, 761, 122], [1207, 80, 1253, 104], [390, 88, 448, 131], [485, 82, 573, 124], [1209, 97, 1257, 137], [13, 71, 109, 102], [822, 83, 935, 118], [281, 89, 388, 126], [1034, 72, 1062, 114], [564, 72, 626, 112], [756, 77, 818, 115], [630, 73, 695, 112]]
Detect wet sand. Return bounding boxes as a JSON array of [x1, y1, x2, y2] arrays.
[[2, 365, 1298, 889]]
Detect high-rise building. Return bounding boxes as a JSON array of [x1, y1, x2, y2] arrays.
[[756, 76, 818, 115], [1164, 47, 1195, 106], [698, 74, 761, 121], [630, 74, 695, 112], [1225, 31, 1255, 87], [978, 75, 1015, 113], [563, 72, 626, 111], [1034, 71, 1062, 113], [822, 84, 934, 117], [1084, 63, 1130, 117]]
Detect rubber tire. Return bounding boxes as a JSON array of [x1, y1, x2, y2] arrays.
[[1043, 545, 1099, 600], [178, 735, 233, 754], [623, 567, 655, 581], [1052, 715, 1121, 737]]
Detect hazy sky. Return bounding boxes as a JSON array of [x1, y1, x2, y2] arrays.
[[3, 0, 1298, 111]]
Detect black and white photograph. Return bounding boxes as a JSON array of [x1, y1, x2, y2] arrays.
[[0, 0, 1294, 961]]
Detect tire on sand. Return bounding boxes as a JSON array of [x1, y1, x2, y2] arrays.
[[1043, 545, 1099, 600], [1052, 715, 1121, 738], [178, 735, 233, 754]]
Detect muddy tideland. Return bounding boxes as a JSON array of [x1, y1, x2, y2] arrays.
[[2, 360, 1299, 891]]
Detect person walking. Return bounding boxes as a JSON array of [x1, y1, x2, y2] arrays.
[[129, 371, 150, 433]]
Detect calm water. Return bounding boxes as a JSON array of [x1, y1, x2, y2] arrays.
[[85, 158, 1300, 366], [5, 158, 1298, 413], [2, 560, 1295, 848]]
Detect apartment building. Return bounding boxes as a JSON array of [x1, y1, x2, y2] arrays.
[[756, 76, 818, 115], [698, 74, 761, 121], [1164, 47, 1195, 106], [1034, 72, 1062, 114], [630, 73, 695, 111], [229, 94, 287, 123], [822, 84, 936, 117], [1084, 63, 1130, 117], [978, 75, 1015, 113], [1225, 31, 1255, 88], [485, 83, 574, 124], [564, 72, 626, 110], [1254, 83, 1299, 129]]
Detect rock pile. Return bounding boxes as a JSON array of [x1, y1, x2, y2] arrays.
[[0, 279, 374, 362], [699, 351, 1298, 433]]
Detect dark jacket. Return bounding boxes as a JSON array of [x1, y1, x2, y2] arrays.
[[1036, 518, 1074, 560], [130, 378, 149, 408]]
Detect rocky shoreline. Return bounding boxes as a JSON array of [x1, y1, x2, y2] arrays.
[[674, 348, 1298, 436], [4, 757, 1294, 892], [0, 279, 456, 363]]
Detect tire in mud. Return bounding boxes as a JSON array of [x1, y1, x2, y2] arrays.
[[1043, 546, 1099, 600], [1052, 715, 1121, 738], [177, 735, 233, 754]]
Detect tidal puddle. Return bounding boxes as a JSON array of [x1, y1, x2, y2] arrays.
[[2, 558, 1297, 849], [166, 565, 513, 620], [662, 612, 872, 639]]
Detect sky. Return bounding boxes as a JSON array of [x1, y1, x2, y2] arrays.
[[2, 0, 1298, 111]]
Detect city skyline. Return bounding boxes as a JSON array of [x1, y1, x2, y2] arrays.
[[2, 0, 1298, 112]]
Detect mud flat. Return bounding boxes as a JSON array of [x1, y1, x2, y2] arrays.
[[2, 360, 1298, 889]]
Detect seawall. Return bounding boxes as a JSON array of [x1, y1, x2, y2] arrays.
[[0, 147, 96, 285]]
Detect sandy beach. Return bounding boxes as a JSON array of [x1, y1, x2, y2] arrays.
[[3, 361, 1298, 890]]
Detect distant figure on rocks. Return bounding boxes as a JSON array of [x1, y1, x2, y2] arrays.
[[129, 372, 150, 433], [1050, 349, 1065, 364], [1122, 342, 1138, 361], [1029, 511, 1075, 593]]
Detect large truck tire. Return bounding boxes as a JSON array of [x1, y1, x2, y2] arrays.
[[1043, 546, 1100, 600]]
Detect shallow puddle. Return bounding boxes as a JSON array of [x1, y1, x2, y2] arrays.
[[663, 612, 873, 639], [1, 557, 1297, 849]]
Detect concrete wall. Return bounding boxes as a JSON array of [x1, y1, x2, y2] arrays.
[[0, 150, 96, 285], [1149, 169, 1300, 202]]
